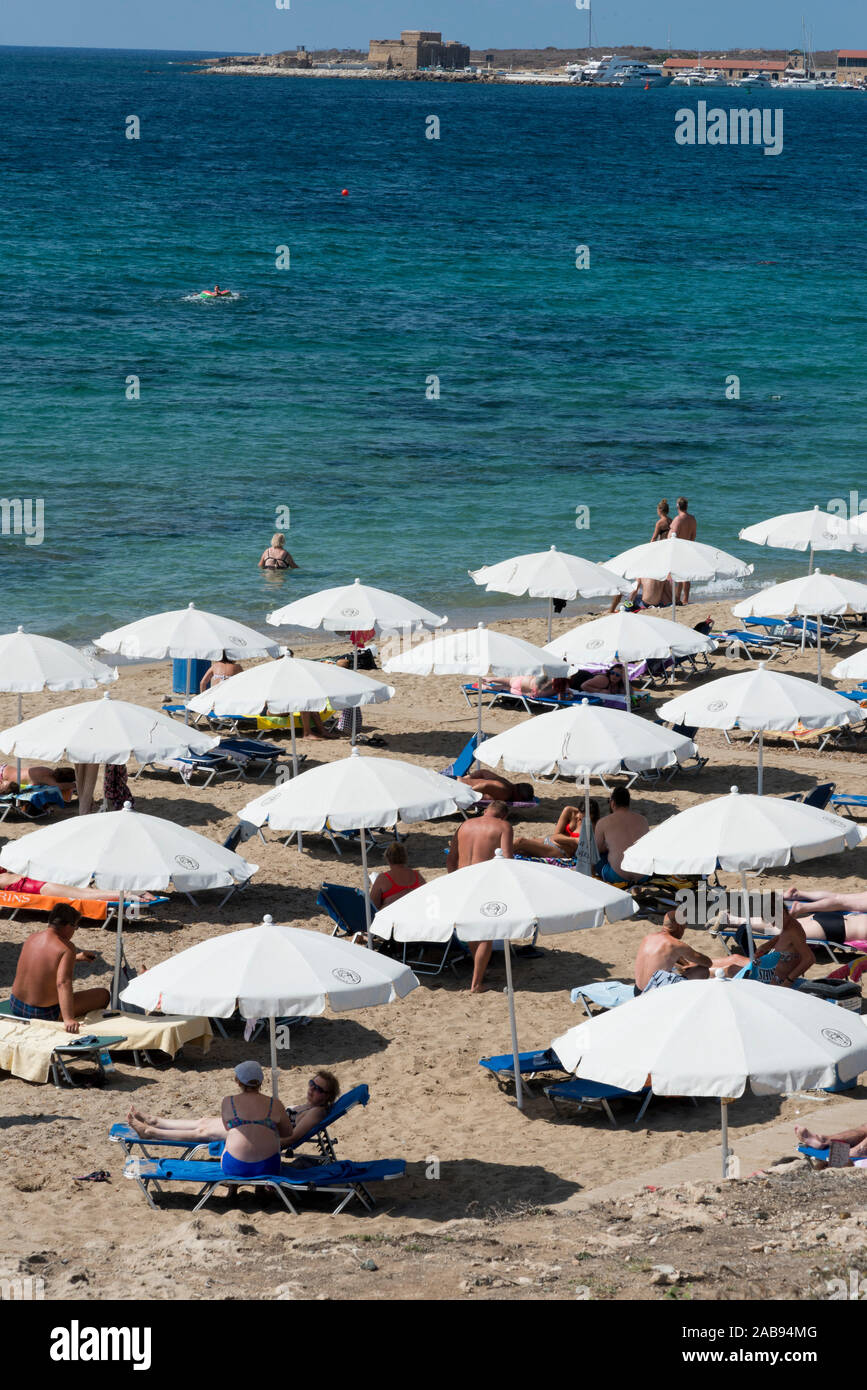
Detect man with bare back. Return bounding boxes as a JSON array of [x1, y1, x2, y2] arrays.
[[670, 497, 697, 605], [446, 802, 514, 993], [10, 904, 108, 1032]]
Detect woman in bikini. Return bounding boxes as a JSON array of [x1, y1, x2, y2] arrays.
[[785, 888, 867, 944], [569, 663, 626, 696], [370, 843, 425, 912], [711, 904, 815, 986], [258, 532, 298, 572], [0, 870, 153, 902], [514, 800, 600, 860], [199, 652, 243, 691], [127, 1066, 340, 1177]]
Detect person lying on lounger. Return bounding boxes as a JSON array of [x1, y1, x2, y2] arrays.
[[712, 900, 815, 986], [0, 871, 154, 903], [458, 770, 534, 803], [785, 888, 867, 945], [795, 1120, 867, 1161], [514, 800, 599, 859], [0, 764, 77, 797], [486, 675, 568, 700], [126, 1066, 340, 1176], [568, 663, 626, 696], [10, 904, 109, 1031]]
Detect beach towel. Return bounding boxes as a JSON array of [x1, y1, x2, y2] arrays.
[[0, 890, 108, 921]]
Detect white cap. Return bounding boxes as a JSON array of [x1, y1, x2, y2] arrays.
[[234, 1059, 264, 1085]]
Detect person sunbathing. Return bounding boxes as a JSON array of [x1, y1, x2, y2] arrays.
[[487, 675, 568, 700], [10, 904, 109, 1031], [569, 663, 626, 696], [0, 870, 153, 903], [635, 915, 712, 992], [712, 903, 815, 986], [514, 800, 599, 859], [370, 842, 425, 911], [795, 1121, 867, 1160], [459, 769, 534, 803], [785, 888, 867, 944], [0, 764, 77, 797], [127, 1067, 340, 1173]]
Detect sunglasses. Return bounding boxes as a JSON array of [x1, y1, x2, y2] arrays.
[[308, 1078, 326, 1093]]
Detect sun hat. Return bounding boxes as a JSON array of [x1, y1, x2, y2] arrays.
[[234, 1060, 264, 1085]]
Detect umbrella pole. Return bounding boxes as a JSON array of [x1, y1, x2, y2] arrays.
[[185, 658, 191, 726], [503, 941, 524, 1112], [476, 685, 483, 745], [547, 598, 553, 644], [112, 890, 125, 1010], [290, 721, 302, 849], [740, 870, 754, 965], [269, 1016, 280, 1102], [351, 646, 359, 747], [622, 660, 632, 712], [671, 587, 677, 625], [816, 616, 822, 685], [16, 694, 22, 785], [360, 831, 373, 948], [757, 731, 764, 796], [721, 1098, 730, 1180]]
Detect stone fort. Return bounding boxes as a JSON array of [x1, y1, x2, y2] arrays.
[[368, 30, 470, 70]]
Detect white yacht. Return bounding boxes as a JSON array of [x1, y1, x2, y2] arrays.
[[735, 72, 775, 89], [592, 56, 673, 87]]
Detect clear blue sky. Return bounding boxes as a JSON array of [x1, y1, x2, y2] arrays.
[[4, 0, 863, 53]]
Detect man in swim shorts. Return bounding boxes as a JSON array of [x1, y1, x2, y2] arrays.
[[447, 803, 514, 994], [634, 915, 712, 993], [595, 787, 650, 884], [10, 904, 109, 1032]]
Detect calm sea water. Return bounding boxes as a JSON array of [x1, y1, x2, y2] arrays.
[[2, 48, 866, 640]]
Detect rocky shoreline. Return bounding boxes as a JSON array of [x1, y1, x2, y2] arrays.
[[194, 62, 602, 86]]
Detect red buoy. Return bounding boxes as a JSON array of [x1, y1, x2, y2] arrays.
[[341, 188, 349, 197]]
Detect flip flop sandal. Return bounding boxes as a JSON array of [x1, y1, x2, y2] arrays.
[[74, 1170, 111, 1183]]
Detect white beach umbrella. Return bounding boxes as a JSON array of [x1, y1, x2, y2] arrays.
[[267, 579, 444, 745], [187, 655, 395, 775], [621, 785, 866, 961], [552, 978, 867, 1177], [832, 648, 867, 682], [267, 578, 447, 635], [0, 626, 118, 782], [605, 538, 753, 622], [240, 748, 481, 939], [383, 622, 568, 739], [1, 803, 257, 1007], [658, 664, 859, 793], [372, 850, 635, 1109], [544, 610, 715, 708], [0, 691, 219, 765], [120, 916, 417, 1098], [733, 571, 867, 683], [739, 505, 861, 573], [476, 702, 697, 827], [469, 547, 629, 640], [96, 602, 282, 719]]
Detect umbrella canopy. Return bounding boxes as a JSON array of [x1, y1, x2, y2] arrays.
[[240, 748, 481, 941], [241, 747, 480, 832], [187, 656, 395, 775], [0, 692, 219, 765], [469, 547, 629, 640], [733, 570, 867, 682], [120, 916, 418, 1098], [832, 648, 867, 682], [605, 538, 752, 623], [267, 578, 446, 634], [657, 664, 859, 793], [545, 611, 715, 665], [1, 803, 257, 1006], [622, 785, 865, 878], [187, 656, 395, 718], [476, 703, 697, 778], [383, 622, 568, 739], [551, 978, 867, 1176], [0, 627, 118, 693], [371, 851, 635, 1109], [739, 506, 861, 571], [96, 602, 281, 661]]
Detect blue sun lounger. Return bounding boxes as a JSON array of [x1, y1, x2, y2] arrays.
[[479, 1049, 567, 1089], [545, 1078, 653, 1126], [111, 1083, 371, 1164], [570, 981, 637, 1015], [831, 792, 867, 812], [125, 1155, 405, 1215], [716, 630, 782, 661], [0, 785, 67, 823]]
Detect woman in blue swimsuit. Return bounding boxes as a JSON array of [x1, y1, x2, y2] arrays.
[[125, 1064, 340, 1175]]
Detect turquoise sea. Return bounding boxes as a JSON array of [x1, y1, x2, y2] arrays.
[[2, 47, 866, 640]]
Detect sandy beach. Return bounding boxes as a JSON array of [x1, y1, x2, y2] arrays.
[[2, 597, 866, 1301]]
